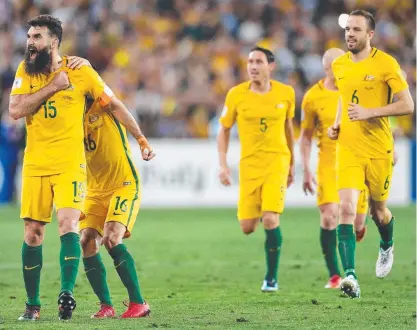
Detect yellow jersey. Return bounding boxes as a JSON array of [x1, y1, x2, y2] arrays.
[[10, 57, 113, 176], [301, 78, 339, 160], [219, 80, 295, 178], [84, 100, 139, 194], [332, 48, 408, 159]]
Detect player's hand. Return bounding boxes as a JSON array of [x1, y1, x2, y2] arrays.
[[302, 170, 316, 195], [348, 103, 371, 121], [287, 164, 295, 188], [219, 165, 232, 186], [137, 136, 156, 161], [51, 71, 70, 92], [328, 124, 340, 140], [393, 150, 398, 166], [67, 56, 92, 70]]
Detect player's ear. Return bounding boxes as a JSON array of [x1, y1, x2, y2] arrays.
[[367, 30, 375, 40]]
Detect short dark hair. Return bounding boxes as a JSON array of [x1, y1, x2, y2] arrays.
[[27, 15, 63, 46], [349, 10, 376, 31], [249, 46, 275, 63]]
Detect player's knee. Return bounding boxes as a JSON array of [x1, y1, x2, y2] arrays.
[[262, 212, 279, 230], [241, 227, 255, 235], [370, 205, 389, 225], [103, 234, 122, 251], [320, 209, 337, 229], [24, 220, 45, 246], [80, 230, 101, 257], [339, 200, 356, 220], [57, 209, 81, 235]]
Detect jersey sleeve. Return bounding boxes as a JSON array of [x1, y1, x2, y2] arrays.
[[384, 57, 409, 95], [286, 86, 295, 119], [80, 66, 114, 107], [219, 89, 237, 128], [301, 89, 316, 130], [10, 62, 31, 96]]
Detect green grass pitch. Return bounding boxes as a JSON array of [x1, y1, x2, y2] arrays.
[[0, 205, 415, 329]]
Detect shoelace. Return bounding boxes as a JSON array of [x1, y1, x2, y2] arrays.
[[380, 250, 390, 265]]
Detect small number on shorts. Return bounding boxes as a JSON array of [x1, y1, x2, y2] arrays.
[[384, 176, 390, 190], [115, 196, 128, 212], [71, 181, 85, 198]]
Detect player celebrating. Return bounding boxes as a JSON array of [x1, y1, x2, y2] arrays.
[[217, 46, 295, 292], [10, 15, 117, 321], [328, 10, 414, 298], [300, 48, 369, 290], [79, 92, 155, 318]]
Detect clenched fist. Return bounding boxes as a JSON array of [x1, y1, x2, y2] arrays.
[[51, 71, 70, 92]]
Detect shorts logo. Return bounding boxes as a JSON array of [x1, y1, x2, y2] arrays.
[[123, 181, 131, 186], [113, 212, 122, 216]]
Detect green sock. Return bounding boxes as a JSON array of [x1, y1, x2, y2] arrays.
[[264, 227, 282, 282], [83, 253, 112, 306], [376, 217, 394, 250], [320, 228, 340, 277], [22, 242, 42, 306], [59, 232, 81, 295], [109, 244, 144, 304], [337, 224, 357, 279]]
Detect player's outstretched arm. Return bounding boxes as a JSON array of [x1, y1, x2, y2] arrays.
[[104, 97, 155, 161], [285, 118, 295, 187], [299, 127, 316, 195], [9, 72, 69, 120], [217, 125, 232, 186]]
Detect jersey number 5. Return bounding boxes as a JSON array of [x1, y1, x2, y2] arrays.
[[42, 100, 57, 118], [260, 117, 268, 132], [351, 90, 359, 104]]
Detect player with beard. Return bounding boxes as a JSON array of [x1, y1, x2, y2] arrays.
[[217, 46, 295, 292], [328, 10, 414, 298], [9, 14, 154, 320]]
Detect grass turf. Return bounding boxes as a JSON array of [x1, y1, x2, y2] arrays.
[[0, 205, 415, 329]]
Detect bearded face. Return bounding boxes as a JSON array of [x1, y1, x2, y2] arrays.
[[24, 44, 52, 75]]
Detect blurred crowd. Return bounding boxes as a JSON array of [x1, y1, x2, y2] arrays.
[[0, 0, 415, 139]]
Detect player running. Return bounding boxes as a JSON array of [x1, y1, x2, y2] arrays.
[[217, 46, 295, 292], [300, 48, 369, 289], [328, 10, 414, 298]]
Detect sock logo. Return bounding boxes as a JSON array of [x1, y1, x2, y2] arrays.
[[85, 267, 96, 274], [64, 256, 79, 261], [24, 264, 40, 270], [115, 260, 126, 268]]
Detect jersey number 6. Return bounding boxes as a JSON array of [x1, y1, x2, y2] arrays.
[[351, 90, 359, 104]]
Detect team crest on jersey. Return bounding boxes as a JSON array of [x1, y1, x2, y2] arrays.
[[89, 114, 100, 124], [364, 74, 375, 81], [66, 84, 75, 91]]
